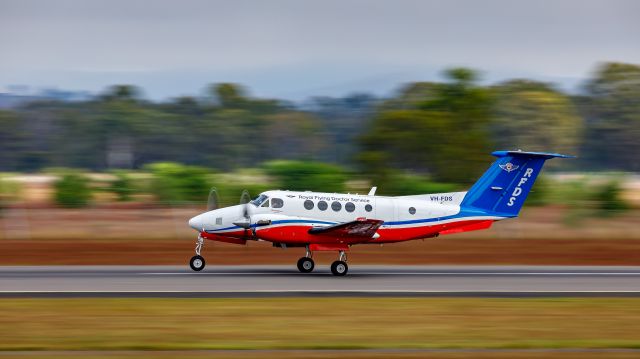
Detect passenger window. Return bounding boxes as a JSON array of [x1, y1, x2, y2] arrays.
[[331, 201, 342, 212], [345, 202, 355, 212], [318, 201, 328, 211], [365, 204, 373, 212], [409, 207, 416, 215], [272, 198, 284, 208], [216, 217, 222, 225], [304, 200, 314, 210]]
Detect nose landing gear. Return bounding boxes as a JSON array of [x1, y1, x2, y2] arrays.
[[330, 250, 348, 276], [297, 245, 315, 273], [189, 235, 206, 271]]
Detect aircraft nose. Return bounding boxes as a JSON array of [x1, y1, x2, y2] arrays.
[[188, 214, 205, 231]]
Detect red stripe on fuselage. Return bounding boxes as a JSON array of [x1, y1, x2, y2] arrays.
[[202, 219, 495, 245], [373, 219, 493, 243]]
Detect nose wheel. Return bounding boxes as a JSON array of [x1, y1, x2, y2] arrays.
[[190, 255, 205, 271], [189, 235, 206, 271]]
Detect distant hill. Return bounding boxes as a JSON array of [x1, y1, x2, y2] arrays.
[[0, 89, 91, 109]]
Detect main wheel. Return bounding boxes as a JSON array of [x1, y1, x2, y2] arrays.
[[190, 255, 206, 271], [297, 257, 315, 273], [330, 261, 348, 276]]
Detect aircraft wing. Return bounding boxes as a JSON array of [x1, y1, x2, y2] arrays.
[[308, 218, 384, 238]]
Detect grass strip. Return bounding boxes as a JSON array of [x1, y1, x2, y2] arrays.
[[0, 298, 639, 351]]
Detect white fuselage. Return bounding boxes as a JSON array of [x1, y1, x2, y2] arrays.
[[189, 190, 505, 245]]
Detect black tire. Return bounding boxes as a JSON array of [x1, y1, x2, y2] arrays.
[[297, 257, 315, 273], [330, 261, 348, 276], [190, 255, 206, 271]]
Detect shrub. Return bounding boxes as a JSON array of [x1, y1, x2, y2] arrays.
[[109, 171, 135, 202], [0, 176, 22, 214], [524, 175, 550, 206], [53, 171, 92, 208], [264, 161, 347, 193], [145, 163, 212, 204], [593, 179, 629, 216]]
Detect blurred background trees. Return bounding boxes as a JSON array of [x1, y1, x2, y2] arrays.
[[359, 68, 494, 186], [491, 80, 582, 157], [577, 63, 640, 171], [1, 62, 639, 195]]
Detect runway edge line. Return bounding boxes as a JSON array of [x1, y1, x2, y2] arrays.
[[3, 290, 640, 298]]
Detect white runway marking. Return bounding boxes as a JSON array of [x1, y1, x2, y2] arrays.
[[3, 290, 640, 294]]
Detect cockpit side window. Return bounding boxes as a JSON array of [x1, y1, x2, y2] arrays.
[[251, 194, 269, 207], [261, 200, 269, 207]]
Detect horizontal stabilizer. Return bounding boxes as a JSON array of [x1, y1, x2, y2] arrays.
[[492, 150, 575, 159]]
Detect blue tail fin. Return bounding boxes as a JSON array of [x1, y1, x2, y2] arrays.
[[460, 150, 574, 217]]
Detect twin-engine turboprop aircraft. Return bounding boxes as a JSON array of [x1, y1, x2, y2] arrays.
[[188, 150, 573, 276]]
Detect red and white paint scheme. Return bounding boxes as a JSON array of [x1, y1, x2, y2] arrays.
[[188, 150, 573, 276]]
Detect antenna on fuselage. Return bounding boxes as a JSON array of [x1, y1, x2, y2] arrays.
[[368, 187, 377, 196]]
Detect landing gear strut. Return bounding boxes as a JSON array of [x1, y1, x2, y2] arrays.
[[330, 250, 348, 276], [297, 245, 315, 273], [189, 235, 206, 271]]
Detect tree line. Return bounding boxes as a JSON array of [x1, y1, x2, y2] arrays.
[[0, 62, 638, 185]]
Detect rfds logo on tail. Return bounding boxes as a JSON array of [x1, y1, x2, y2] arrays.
[[499, 162, 519, 173], [507, 168, 535, 206]]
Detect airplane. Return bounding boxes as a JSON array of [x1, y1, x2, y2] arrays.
[[187, 150, 573, 276]]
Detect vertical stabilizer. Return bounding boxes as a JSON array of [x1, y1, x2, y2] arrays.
[[460, 150, 574, 216]]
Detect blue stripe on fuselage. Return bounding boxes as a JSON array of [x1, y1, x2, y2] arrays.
[[206, 210, 510, 233], [211, 219, 337, 232]]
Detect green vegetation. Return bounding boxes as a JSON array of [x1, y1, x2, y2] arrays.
[[360, 68, 494, 184], [109, 171, 135, 201], [0, 175, 21, 213], [264, 160, 347, 192], [524, 175, 550, 206], [378, 173, 458, 196], [0, 62, 639, 206], [579, 63, 640, 171], [1, 298, 640, 351], [145, 162, 212, 204], [53, 171, 92, 207], [491, 80, 583, 169], [546, 175, 631, 222], [1, 62, 639, 182], [593, 179, 630, 215]]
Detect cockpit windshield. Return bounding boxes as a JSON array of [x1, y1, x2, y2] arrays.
[[250, 194, 269, 207]]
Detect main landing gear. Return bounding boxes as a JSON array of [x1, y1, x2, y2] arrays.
[[297, 246, 315, 273], [189, 235, 206, 271], [330, 250, 348, 276], [297, 247, 348, 276]]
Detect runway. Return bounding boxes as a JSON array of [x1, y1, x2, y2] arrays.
[[2, 265, 640, 297]]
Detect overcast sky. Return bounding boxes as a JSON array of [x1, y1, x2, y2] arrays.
[[1, 0, 639, 100]]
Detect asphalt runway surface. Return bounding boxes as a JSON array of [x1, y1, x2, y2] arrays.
[[2, 265, 640, 297]]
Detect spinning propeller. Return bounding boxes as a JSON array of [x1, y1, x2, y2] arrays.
[[207, 187, 255, 237], [207, 187, 219, 211], [234, 189, 253, 237], [239, 189, 251, 220]]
